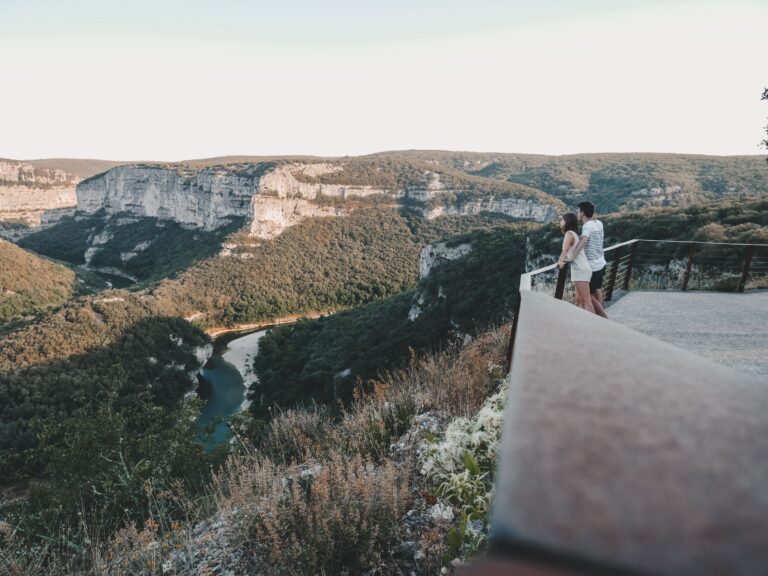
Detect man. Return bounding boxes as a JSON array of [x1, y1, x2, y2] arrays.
[[572, 201, 608, 318]]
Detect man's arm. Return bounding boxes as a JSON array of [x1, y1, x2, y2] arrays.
[[568, 235, 588, 260]]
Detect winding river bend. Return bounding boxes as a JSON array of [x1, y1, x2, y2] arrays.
[[196, 329, 266, 446]]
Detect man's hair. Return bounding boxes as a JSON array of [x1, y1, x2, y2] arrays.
[[577, 201, 595, 218]]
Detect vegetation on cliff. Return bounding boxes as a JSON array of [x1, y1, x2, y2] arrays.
[[0, 293, 222, 576], [0, 299, 208, 454], [20, 213, 245, 283], [151, 209, 520, 327], [250, 225, 527, 417]]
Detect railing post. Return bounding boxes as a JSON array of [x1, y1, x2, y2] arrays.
[[604, 247, 622, 302], [554, 264, 568, 300], [505, 293, 522, 375], [623, 242, 638, 291], [682, 245, 695, 291], [738, 245, 754, 293]]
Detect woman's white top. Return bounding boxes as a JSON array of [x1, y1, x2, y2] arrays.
[[565, 230, 592, 282]]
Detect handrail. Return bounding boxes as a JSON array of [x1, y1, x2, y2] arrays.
[[520, 239, 643, 291], [519, 238, 768, 294]]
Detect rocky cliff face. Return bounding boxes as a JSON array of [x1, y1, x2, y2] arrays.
[[421, 196, 559, 221], [0, 160, 78, 229], [418, 241, 473, 280], [409, 241, 474, 321], [77, 162, 562, 239], [77, 166, 255, 231]]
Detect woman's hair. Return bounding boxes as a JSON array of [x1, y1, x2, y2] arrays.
[[562, 212, 579, 234]]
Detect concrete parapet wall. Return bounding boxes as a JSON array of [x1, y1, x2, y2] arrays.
[[491, 290, 768, 575]]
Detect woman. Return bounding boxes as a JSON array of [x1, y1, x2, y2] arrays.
[[557, 213, 595, 313]]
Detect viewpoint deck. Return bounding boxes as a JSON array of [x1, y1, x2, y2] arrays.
[[608, 291, 768, 381]]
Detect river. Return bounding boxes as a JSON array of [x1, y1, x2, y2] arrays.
[[89, 269, 136, 289], [195, 329, 266, 446]]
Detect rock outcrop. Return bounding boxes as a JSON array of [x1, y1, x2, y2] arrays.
[[419, 241, 473, 280], [409, 241, 474, 321], [249, 196, 346, 238]]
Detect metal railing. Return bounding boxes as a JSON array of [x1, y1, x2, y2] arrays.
[[520, 239, 768, 302], [506, 239, 768, 373]]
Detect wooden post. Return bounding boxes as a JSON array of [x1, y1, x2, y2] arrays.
[[738, 245, 754, 293], [623, 242, 638, 291], [505, 293, 522, 375], [554, 264, 568, 300], [682, 245, 695, 291], [604, 247, 622, 302]]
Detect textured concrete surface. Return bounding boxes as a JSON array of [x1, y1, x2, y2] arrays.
[[492, 291, 768, 576], [607, 291, 768, 382]]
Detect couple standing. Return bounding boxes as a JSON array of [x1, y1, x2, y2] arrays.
[[557, 201, 608, 318]]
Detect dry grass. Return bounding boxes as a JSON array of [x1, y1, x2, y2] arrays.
[[210, 447, 408, 575], [2, 325, 511, 575], [379, 326, 508, 419]]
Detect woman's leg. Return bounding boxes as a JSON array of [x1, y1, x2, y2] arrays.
[[575, 282, 595, 313]]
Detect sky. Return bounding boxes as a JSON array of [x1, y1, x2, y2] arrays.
[[0, 0, 766, 160]]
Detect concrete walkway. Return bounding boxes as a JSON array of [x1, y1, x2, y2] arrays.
[[607, 291, 768, 382]]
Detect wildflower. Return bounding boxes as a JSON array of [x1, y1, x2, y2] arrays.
[[145, 517, 160, 532]]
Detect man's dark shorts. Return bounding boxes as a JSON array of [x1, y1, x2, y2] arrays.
[[589, 266, 605, 293]]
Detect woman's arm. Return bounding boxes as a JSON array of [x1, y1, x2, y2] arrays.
[[558, 233, 575, 269]]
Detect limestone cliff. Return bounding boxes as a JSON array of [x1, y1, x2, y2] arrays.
[[0, 160, 78, 229], [77, 162, 562, 239]]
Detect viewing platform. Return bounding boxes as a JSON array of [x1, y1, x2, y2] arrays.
[[478, 239, 768, 576], [609, 290, 768, 381]]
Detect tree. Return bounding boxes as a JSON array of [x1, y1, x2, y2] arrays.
[[762, 88, 768, 162]]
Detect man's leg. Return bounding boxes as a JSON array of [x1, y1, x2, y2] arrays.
[[588, 266, 608, 318], [591, 288, 608, 319]]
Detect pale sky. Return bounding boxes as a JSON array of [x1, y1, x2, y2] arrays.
[[1, 0, 766, 160]]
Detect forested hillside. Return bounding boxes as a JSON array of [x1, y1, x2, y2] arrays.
[[0, 239, 76, 322], [0, 293, 211, 479], [151, 209, 521, 326], [0, 292, 219, 562]]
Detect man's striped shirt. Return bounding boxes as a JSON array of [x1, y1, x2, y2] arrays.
[[581, 219, 606, 272]]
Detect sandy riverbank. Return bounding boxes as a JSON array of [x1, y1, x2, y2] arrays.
[[220, 330, 266, 411]]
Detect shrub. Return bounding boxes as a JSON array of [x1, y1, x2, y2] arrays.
[[420, 383, 508, 556], [211, 449, 409, 575]]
